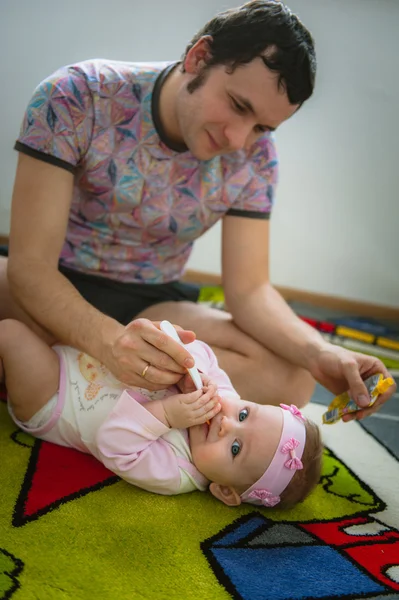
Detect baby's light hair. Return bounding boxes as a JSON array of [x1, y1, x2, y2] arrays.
[[236, 406, 323, 510], [277, 418, 323, 509]]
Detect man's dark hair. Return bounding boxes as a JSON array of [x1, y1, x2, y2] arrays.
[[182, 1, 316, 105]]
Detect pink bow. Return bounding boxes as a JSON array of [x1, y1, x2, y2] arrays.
[[281, 437, 303, 470], [280, 403, 306, 422], [248, 489, 280, 507]]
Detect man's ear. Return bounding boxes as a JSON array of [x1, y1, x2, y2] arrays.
[[209, 482, 242, 506], [184, 36, 213, 74]]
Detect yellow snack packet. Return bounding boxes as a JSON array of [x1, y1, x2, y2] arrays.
[[322, 373, 394, 424]]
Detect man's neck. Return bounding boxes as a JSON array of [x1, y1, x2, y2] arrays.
[[158, 64, 184, 146]]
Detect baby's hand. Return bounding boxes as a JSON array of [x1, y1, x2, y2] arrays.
[[163, 384, 221, 429]]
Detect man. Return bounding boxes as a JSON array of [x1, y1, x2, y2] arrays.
[[1, 1, 395, 414]]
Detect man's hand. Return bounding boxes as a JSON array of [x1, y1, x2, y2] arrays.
[[101, 318, 197, 390], [162, 384, 221, 430], [309, 342, 397, 421]]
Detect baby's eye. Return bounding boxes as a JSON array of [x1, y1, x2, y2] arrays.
[[231, 441, 241, 457], [239, 409, 249, 422]]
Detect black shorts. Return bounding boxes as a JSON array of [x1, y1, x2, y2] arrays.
[[0, 246, 200, 325]]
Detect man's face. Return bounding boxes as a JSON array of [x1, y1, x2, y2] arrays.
[[189, 396, 283, 490], [175, 56, 299, 160]]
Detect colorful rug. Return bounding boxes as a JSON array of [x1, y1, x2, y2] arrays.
[[1, 394, 399, 600]]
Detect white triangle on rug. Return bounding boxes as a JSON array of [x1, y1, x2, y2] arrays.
[[304, 402, 399, 529]]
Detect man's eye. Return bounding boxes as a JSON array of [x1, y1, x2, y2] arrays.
[[232, 98, 245, 113], [239, 409, 249, 422], [231, 441, 241, 457]]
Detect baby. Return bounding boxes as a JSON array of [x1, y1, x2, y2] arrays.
[[2, 319, 323, 509]]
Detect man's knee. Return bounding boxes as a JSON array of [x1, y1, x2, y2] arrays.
[[256, 361, 315, 407], [219, 342, 316, 407], [287, 367, 316, 408], [241, 333, 316, 406]]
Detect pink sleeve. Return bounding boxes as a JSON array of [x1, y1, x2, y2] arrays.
[[186, 340, 240, 399], [95, 390, 181, 495]]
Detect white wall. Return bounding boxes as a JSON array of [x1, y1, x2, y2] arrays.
[[0, 0, 398, 308]]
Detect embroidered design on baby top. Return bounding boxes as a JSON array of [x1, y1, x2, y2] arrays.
[[77, 353, 114, 401]]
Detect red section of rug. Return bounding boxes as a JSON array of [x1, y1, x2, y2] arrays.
[[25, 442, 115, 516]]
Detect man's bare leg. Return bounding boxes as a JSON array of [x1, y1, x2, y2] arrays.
[[0, 254, 315, 405], [0, 257, 55, 345], [138, 301, 316, 407]]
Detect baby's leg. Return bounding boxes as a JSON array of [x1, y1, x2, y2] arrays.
[[0, 319, 60, 422]]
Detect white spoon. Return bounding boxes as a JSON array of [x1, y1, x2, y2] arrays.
[[160, 320, 203, 390]]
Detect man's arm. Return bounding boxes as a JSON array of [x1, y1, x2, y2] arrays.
[[221, 215, 396, 413], [8, 154, 115, 355], [7, 154, 196, 388], [221, 215, 324, 368]]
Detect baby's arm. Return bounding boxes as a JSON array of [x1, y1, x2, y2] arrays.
[[95, 390, 196, 494], [144, 383, 220, 430]]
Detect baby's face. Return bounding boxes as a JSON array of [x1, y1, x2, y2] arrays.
[[189, 396, 283, 490]]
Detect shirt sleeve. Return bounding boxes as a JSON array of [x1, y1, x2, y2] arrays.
[[95, 390, 182, 495], [225, 133, 278, 219], [15, 64, 94, 172], [186, 340, 240, 400]]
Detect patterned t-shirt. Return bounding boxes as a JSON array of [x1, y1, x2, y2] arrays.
[[15, 59, 278, 283]]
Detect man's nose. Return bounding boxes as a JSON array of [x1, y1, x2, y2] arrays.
[[224, 124, 252, 151]]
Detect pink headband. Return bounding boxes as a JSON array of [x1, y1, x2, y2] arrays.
[[240, 404, 306, 507]]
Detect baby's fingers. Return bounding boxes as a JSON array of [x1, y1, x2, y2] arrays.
[[181, 389, 205, 404], [203, 382, 217, 394], [179, 387, 212, 408], [193, 399, 221, 425], [200, 373, 211, 387], [197, 385, 218, 405]]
